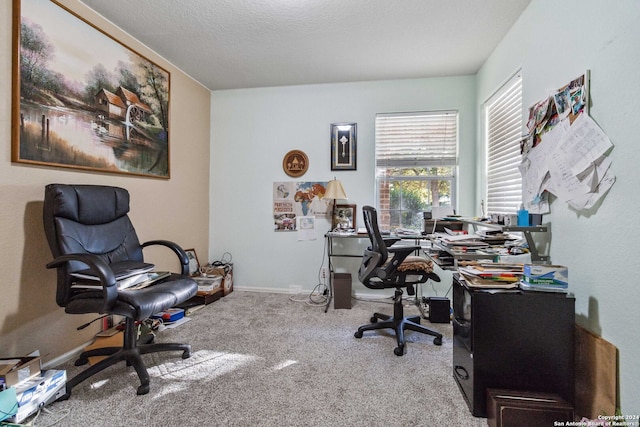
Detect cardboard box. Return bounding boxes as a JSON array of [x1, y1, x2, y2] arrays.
[[523, 264, 568, 287], [194, 275, 223, 295], [84, 331, 124, 365], [0, 357, 41, 388], [10, 369, 67, 424]]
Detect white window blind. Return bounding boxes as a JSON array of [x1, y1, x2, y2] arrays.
[[376, 111, 457, 168], [485, 72, 523, 214]]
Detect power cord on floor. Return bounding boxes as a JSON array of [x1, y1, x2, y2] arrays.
[[288, 282, 329, 307], [3, 406, 71, 427]]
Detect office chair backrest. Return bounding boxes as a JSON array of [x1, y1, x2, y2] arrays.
[[358, 206, 389, 286], [43, 184, 143, 306], [362, 205, 388, 263]]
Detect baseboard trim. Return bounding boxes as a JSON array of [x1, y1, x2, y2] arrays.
[[233, 286, 392, 300], [44, 342, 91, 370]]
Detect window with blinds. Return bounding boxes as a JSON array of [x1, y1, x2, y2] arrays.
[[375, 111, 457, 231], [485, 72, 523, 215]]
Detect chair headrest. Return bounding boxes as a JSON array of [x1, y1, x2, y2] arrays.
[[46, 184, 130, 225]]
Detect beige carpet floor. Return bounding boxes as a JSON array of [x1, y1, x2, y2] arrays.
[[32, 291, 484, 427]]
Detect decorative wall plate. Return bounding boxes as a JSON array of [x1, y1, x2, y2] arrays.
[[282, 150, 309, 177]]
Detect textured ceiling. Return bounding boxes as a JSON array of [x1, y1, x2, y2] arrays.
[[78, 0, 531, 91]]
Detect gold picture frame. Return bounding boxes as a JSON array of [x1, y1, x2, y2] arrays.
[[12, 0, 171, 178]]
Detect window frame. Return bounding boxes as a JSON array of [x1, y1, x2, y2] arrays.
[[375, 110, 458, 231]]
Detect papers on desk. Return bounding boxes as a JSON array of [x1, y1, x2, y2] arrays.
[[434, 232, 490, 248]]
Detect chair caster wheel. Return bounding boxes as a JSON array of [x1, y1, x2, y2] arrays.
[[394, 345, 405, 356], [137, 384, 150, 395], [434, 336, 442, 346], [182, 350, 191, 359], [370, 316, 378, 323], [354, 330, 363, 339]]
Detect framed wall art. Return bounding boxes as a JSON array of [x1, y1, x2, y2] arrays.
[[11, 0, 171, 178], [332, 204, 356, 231], [282, 150, 309, 178], [331, 123, 357, 170]]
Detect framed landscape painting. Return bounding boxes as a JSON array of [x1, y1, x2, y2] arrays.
[[11, 0, 171, 178]]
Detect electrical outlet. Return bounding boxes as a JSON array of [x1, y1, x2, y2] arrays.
[[321, 267, 328, 279]]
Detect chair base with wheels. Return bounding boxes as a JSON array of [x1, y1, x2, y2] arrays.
[[354, 288, 443, 356], [64, 317, 192, 398]]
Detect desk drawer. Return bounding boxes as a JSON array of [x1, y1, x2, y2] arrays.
[[453, 337, 474, 414]]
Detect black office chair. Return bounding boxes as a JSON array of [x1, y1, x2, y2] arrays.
[[354, 206, 443, 355], [43, 184, 198, 398]]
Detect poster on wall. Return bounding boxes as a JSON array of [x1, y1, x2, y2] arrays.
[[273, 182, 331, 232]]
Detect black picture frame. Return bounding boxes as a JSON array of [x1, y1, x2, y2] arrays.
[[332, 204, 356, 231], [330, 123, 357, 170]]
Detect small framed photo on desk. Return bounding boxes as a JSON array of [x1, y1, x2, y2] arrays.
[[184, 248, 200, 276], [332, 204, 356, 231]]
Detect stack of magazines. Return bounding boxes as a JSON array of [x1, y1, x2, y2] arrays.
[[458, 263, 524, 289]]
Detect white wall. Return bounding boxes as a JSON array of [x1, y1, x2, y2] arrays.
[[210, 76, 476, 296], [477, 0, 640, 413]]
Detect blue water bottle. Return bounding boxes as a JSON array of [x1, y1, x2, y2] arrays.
[[517, 204, 529, 226]]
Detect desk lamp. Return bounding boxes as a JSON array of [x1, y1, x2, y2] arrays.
[[325, 178, 348, 231]]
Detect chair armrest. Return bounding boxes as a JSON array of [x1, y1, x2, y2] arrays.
[[141, 240, 190, 276], [383, 237, 401, 247], [46, 254, 118, 313], [386, 245, 420, 256]]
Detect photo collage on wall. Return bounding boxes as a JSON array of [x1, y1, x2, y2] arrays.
[[520, 71, 615, 213], [273, 182, 331, 232]]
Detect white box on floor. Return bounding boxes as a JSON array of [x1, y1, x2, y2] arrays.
[[9, 369, 66, 423]]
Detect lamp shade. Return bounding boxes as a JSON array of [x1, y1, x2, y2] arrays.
[[325, 179, 348, 200]]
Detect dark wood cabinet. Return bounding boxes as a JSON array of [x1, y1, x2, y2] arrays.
[[452, 275, 575, 418]]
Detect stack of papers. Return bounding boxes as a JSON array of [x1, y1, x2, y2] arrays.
[[71, 261, 154, 281], [458, 263, 524, 289], [435, 232, 490, 249], [70, 261, 170, 291]]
